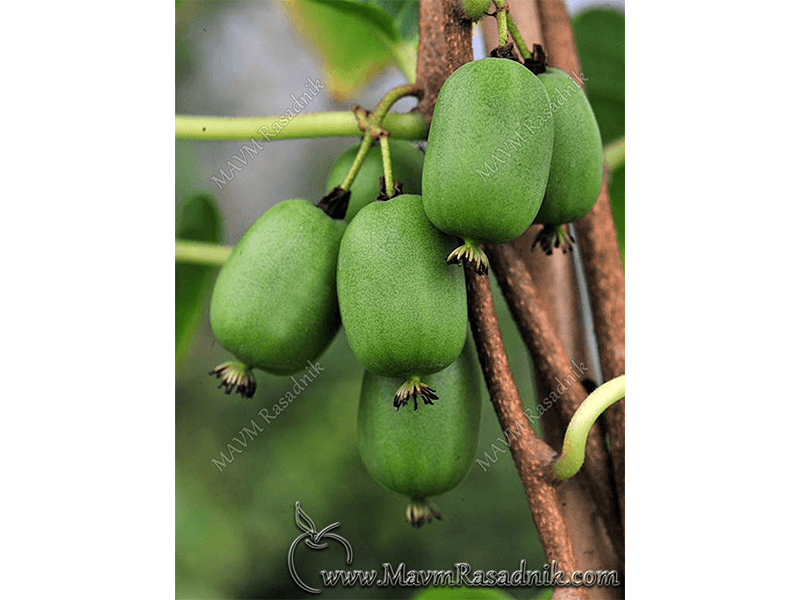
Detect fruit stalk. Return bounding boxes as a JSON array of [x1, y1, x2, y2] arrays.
[[480, 0, 543, 56], [339, 85, 421, 195], [506, 13, 532, 59], [340, 133, 373, 192], [493, 0, 509, 46], [378, 134, 394, 195], [604, 136, 625, 172]]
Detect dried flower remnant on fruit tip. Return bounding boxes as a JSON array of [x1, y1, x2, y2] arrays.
[[394, 378, 439, 410], [209, 361, 257, 398], [447, 239, 489, 275], [406, 499, 442, 528], [532, 224, 575, 256]]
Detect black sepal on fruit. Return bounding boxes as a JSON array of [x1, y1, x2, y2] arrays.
[[523, 43, 547, 75], [490, 42, 520, 62], [376, 176, 403, 201], [317, 186, 351, 220]]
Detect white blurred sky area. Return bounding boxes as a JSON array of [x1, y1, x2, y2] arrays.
[[567, 0, 625, 11]]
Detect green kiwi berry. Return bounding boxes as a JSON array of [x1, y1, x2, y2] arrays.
[[422, 58, 554, 273], [357, 342, 482, 527], [337, 194, 467, 409], [208, 199, 346, 396], [532, 68, 603, 253]]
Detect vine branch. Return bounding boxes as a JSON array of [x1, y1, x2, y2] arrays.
[[414, 0, 474, 123], [574, 174, 626, 527], [465, 268, 585, 599], [535, 0, 627, 529], [414, 5, 592, 589], [484, 242, 623, 563]]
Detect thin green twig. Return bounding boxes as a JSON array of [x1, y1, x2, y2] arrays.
[[604, 136, 625, 172], [340, 133, 374, 192], [175, 112, 427, 142], [506, 14, 531, 59], [338, 84, 421, 192], [553, 375, 626, 481], [175, 240, 232, 266], [379, 135, 393, 194], [494, 0, 509, 46]]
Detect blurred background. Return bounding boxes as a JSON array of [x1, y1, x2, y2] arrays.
[[176, 1, 624, 598]]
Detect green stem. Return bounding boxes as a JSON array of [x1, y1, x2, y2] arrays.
[[553, 375, 626, 481], [338, 84, 421, 192], [493, 0, 509, 46], [604, 136, 625, 172], [506, 14, 531, 59], [340, 133, 374, 192], [175, 240, 232, 266], [379, 135, 394, 194], [370, 84, 421, 125], [175, 112, 427, 142]]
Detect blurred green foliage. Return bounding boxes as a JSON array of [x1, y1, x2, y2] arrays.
[[573, 8, 625, 262], [176, 4, 623, 598], [283, 0, 417, 100], [175, 192, 222, 365]]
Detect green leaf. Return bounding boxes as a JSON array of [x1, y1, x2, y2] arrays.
[[372, 0, 420, 40], [282, 0, 416, 100], [573, 8, 624, 263], [176, 192, 223, 366], [529, 588, 553, 600], [572, 8, 624, 143]]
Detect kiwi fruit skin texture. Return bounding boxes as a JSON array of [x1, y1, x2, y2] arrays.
[[357, 341, 482, 499], [422, 58, 554, 244], [209, 199, 346, 375], [533, 68, 604, 225], [336, 194, 467, 379]]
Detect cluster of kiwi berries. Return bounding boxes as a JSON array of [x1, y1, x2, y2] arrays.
[[207, 46, 603, 526]]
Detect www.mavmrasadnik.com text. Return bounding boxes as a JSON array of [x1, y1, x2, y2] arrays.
[[317, 560, 620, 589]]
